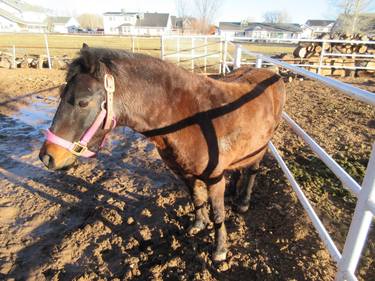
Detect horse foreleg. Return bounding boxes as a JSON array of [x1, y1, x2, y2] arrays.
[[187, 179, 210, 236], [208, 177, 227, 261], [234, 161, 260, 213]]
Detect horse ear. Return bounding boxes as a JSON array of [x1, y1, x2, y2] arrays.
[[80, 47, 96, 74], [81, 43, 89, 50]]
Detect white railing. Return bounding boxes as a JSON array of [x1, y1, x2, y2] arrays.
[[232, 45, 375, 281], [160, 35, 225, 75], [161, 35, 375, 75], [230, 36, 375, 74]]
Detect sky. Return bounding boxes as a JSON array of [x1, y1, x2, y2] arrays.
[[27, 0, 375, 24]]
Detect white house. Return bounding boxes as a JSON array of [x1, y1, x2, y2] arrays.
[[218, 22, 245, 37], [218, 21, 302, 39], [48, 16, 79, 33], [244, 23, 302, 39], [0, 0, 47, 32], [302, 20, 335, 38], [103, 10, 172, 36], [103, 10, 138, 35]]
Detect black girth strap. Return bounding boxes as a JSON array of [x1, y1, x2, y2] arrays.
[[196, 113, 220, 181], [141, 75, 281, 185]]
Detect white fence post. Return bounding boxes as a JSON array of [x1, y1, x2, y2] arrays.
[[191, 37, 195, 72], [176, 36, 180, 66], [336, 144, 375, 281], [233, 44, 242, 69], [131, 36, 135, 52], [44, 33, 51, 69], [160, 35, 164, 60], [12, 45, 16, 69], [204, 36, 208, 73], [219, 36, 223, 75], [222, 35, 228, 75], [256, 55, 263, 68]]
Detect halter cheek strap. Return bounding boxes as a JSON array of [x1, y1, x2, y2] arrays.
[[45, 74, 116, 158]]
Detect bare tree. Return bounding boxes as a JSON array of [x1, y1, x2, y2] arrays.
[[193, 0, 223, 34], [263, 10, 291, 24], [77, 14, 103, 29], [331, 0, 373, 34], [176, 0, 190, 18], [175, 0, 190, 34]]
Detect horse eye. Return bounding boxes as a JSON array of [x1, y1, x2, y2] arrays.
[[78, 100, 89, 108]]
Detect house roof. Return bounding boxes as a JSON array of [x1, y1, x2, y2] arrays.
[[0, 6, 46, 25], [103, 11, 138, 16], [174, 17, 195, 28], [136, 13, 169, 27], [219, 22, 243, 30], [305, 20, 335, 27], [245, 22, 302, 33], [1, 0, 45, 13]]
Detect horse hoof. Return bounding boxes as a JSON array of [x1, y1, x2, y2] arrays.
[[233, 203, 249, 213], [187, 220, 206, 236], [212, 248, 228, 262]]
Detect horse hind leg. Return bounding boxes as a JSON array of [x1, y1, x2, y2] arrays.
[[187, 179, 210, 236], [234, 161, 260, 213]]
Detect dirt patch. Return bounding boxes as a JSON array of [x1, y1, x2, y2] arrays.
[[0, 69, 374, 280]]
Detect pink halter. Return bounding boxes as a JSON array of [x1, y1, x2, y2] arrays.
[[45, 74, 116, 158]]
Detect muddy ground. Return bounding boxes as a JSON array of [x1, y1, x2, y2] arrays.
[[0, 69, 374, 281]]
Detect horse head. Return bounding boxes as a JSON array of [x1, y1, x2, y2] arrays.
[[39, 43, 117, 170]]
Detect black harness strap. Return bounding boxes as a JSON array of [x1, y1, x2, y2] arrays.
[[141, 75, 281, 185], [197, 114, 219, 181]]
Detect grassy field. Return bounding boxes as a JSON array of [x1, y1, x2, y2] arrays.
[[0, 33, 295, 73]]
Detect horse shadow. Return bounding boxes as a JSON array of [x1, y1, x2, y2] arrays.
[[0, 112, 329, 280]]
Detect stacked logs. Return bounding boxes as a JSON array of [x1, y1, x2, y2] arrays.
[[0, 51, 71, 70], [289, 33, 375, 77]]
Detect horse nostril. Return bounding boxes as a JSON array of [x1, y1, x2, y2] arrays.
[[41, 154, 54, 169]]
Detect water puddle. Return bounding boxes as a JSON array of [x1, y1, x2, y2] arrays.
[[0, 100, 56, 163], [0, 98, 140, 170]]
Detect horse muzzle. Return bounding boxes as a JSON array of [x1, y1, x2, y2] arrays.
[[39, 141, 77, 170]]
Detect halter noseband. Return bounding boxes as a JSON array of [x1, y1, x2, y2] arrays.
[[45, 74, 116, 158]]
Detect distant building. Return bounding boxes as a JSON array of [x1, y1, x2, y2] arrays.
[[244, 22, 302, 39], [302, 20, 335, 38], [218, 22, 245, 37], [218, 21, 302, 39], [47, 16, 79, 33], [0, 0, 47, 32], [172, 16, 196, 34], [103, 10, 173, 36]]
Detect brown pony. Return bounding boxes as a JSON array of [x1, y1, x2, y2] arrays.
[[39, 45, 286, 261]]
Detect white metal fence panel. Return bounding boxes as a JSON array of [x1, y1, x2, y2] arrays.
[[233, 45, 375, 281], [160, 35, 224, 75]]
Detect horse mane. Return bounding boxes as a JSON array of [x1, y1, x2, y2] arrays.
[[66, 44, 147, 81]]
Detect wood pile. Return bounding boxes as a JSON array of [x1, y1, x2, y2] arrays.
[[286, 33, 375, 77], [0, 51, 71, 70]]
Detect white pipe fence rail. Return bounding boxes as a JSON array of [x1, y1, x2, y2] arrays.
[[160, 35, 224, 74], [230, 36, 375, 74], [160, 35, 375, 75], [231, 45, 375, 281]]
